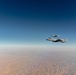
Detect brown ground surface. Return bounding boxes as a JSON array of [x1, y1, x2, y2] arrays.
[[0, 48, 76, 75]]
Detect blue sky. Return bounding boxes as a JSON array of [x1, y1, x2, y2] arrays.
[[0, 0, 76, 47]]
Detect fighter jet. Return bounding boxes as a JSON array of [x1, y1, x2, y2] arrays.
[[51, 34, 60, 37], [46, 35, 67, 43]]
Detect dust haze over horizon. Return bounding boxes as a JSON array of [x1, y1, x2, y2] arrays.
[[0, 47, 76, 75]]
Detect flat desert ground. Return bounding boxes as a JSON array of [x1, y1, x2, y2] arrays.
[[0, 47, 76, 75]]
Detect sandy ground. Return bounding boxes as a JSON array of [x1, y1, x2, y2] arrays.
[[0, 48, 76, 75]]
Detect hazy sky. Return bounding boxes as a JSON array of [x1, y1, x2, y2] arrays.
[[0, 0, 76, 47]]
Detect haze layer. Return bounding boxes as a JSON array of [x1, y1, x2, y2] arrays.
[[0, 47, 76, 75]]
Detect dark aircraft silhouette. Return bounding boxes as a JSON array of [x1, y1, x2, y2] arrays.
[[46, 35, 67, 43], [51, 34, 60, 37]]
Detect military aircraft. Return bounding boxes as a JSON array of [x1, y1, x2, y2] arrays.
[[51, 34, 60, 37], [46, 35, 67, 43]]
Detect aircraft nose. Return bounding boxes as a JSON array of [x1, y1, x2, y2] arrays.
[[46, 39, 48, 41], [46, 39, 47, 40]]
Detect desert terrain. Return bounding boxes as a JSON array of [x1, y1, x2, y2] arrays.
[[0, 47, 76, 75]]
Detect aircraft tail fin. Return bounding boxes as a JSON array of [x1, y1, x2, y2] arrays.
[[64, 38, 67, 42]]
